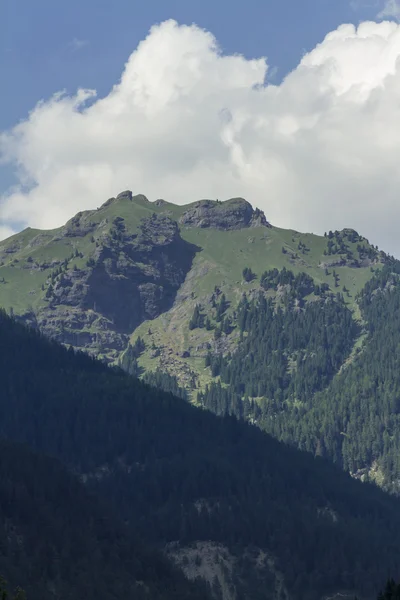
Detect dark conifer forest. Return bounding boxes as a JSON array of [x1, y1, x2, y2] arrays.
[[0, 438, 206, 600], [199, 260, 400, 493], [0, 311, 400, 598]]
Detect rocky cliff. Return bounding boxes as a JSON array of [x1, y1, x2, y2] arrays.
[[0, 193, 270, 363], [32, 212, 198, 360], [178, 198, 270, 229], [0, 192, 383, 370]]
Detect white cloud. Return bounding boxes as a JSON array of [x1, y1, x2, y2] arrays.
[[0, 225, 16, 241], [3, 19, 400, 254], [378, 0, 400, 19]]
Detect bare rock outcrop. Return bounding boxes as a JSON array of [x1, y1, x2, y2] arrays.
[[179, 198, 270, 230]]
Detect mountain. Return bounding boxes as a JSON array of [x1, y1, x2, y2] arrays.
[[0, 438, 206, 600], [0, 192, 383, 372], [1, 311, 400, 599], [0, 192, 397, 489]]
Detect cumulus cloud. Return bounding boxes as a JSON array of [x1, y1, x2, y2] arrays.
[[378, 0, 400, 19], [0, 225, 17, 240], [3, 19, 400, 254]]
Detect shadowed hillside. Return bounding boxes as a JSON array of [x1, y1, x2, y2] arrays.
[[0, 311, 398, 599]]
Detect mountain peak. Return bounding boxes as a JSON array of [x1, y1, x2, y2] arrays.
[[178, 197, 270, 230], [100, 191, 150, 210], [116, 190, 133, 201]]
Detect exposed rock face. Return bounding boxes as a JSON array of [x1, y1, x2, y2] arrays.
[[6, 194, 271, 364], [28, 213, 199, 362], [0, 192, 337, 371], [116, 190, 133, 201], [179, 198, 270, 230], [62, 211, 97, 238], [166, 541, 288, 600]]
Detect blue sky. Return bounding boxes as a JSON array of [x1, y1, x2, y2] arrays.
[[0, 0, 380, 132]]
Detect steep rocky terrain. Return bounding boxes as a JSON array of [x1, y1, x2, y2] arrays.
[[0, 192, 200, 362], [0, 191, 385, 373]]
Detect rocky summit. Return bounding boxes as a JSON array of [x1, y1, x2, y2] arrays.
[[0, 194, 274, 362], [178, 198, 270, 229], [0, 193, 386, 370]]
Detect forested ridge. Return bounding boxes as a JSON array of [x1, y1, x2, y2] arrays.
[[197, 258, 400, 492], [203, 291, 357, 400], [0, 439, 206, 600], [298, 261, 400, 485], [0, 312, 400, 598]]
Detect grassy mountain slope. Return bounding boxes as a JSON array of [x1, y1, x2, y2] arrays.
[[0, 311, 400, 599], [132, 222, 381, 388], [0, 192, 385, 384]]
